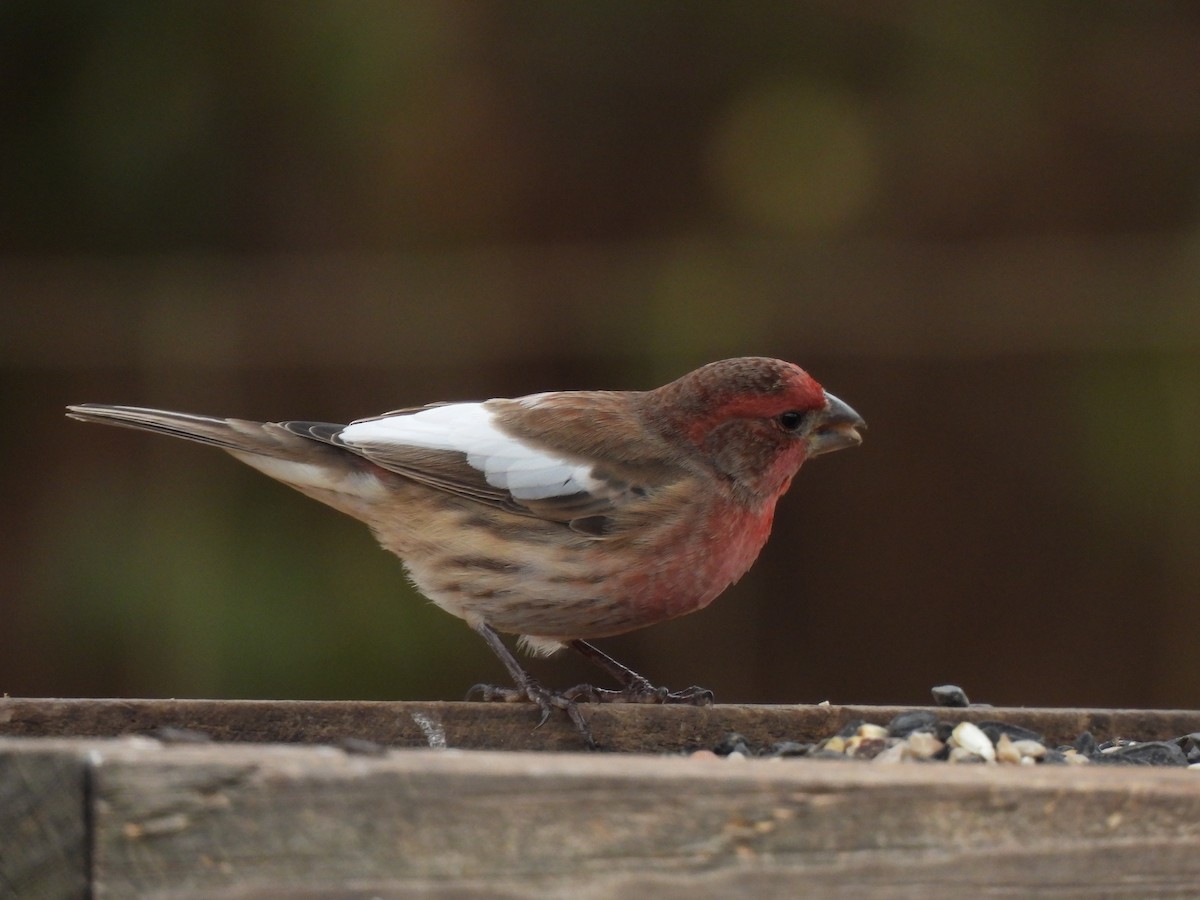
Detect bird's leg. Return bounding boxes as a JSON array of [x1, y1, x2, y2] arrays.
[[565, 640, 714, 706], [466, 623, 595, 748]]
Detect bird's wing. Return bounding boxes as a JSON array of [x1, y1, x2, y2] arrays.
[[290, 401, 653, 535]]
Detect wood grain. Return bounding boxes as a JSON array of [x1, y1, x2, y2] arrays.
[[0, 746, 87, 899], [2, 737, 1199, 898], [4, 699, 1199, 896], [3, 697, 1198, 752]]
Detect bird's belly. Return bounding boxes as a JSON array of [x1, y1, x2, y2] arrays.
[[397, 502, 773, 641]]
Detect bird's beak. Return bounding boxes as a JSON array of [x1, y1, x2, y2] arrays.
[[806, 392, 866, 457]]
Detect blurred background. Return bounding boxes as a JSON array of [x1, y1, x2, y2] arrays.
[[3, 1, 1199, 711]]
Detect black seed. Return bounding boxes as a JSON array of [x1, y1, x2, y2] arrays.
[[887, 710, 939, 737], [979, 721, 1044, 745], [1094, 741, 1189, 766], [1176, 733, 1200, 763], [836, 718, 865, 739], [714, 732, 751, 756], [931, 684, 970, 707], [1073, 731, 1099, 757]]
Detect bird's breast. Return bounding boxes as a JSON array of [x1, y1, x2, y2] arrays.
[[622, 500, 776, 620], [377, 484, 778, 641]]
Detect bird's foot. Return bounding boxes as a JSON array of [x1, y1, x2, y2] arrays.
[[564, 640, 714, 706], [467, 680, 596, 749], [564, 677, 714, 706]]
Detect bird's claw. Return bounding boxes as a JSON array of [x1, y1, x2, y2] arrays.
[[468, 680, 596, 749], [563, 678, 714, 706], [662, 684, 715, 706]]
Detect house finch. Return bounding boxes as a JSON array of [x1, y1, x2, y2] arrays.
[[67, 357, 864, 745]]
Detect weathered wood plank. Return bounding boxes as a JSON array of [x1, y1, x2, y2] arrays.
[[5, 737, 1200, 897], [2, 738, 1197, 898], [0, 746, 88, 899], [2, 697, 1198, 752]]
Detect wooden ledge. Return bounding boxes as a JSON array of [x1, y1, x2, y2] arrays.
[[3, 697, 1198, 752], [4, 733, 1200, 897], [6, 699, 1199, 895]]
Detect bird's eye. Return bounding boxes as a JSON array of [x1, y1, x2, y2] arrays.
[[777, 410, 806, 432]]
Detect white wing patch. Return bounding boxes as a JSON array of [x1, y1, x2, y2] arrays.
[[338, 403, 598, 501]]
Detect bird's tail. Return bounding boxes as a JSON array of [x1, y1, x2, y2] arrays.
[[65, 404, 379, 518], [65, 404, 316, 456]]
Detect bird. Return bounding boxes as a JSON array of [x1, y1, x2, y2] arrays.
[[67, 357, 864, 745]]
